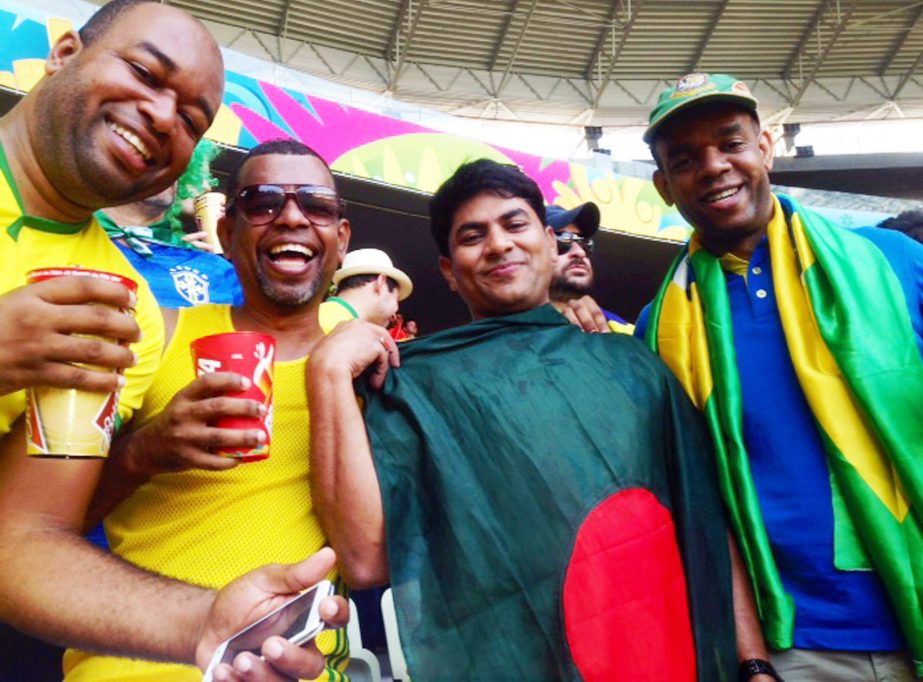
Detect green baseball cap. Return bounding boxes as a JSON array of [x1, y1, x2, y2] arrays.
[[643, 73, 759, 144]]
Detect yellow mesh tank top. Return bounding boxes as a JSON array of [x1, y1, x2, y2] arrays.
[[64, 304, 348, 681]]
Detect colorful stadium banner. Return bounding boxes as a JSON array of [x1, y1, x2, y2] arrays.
[[0, 0, 889, 241]]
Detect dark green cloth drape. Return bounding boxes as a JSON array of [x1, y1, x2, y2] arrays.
[[358, 305, 736, 681]]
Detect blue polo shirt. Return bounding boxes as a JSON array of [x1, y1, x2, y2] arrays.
[[636, 225, 923, 651]]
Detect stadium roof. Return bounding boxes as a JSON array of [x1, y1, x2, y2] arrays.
[[165, 0, 923, 127]]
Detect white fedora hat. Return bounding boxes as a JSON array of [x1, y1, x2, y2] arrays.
[[333, 248, 413, 301]]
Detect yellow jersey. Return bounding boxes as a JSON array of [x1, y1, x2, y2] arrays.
[[63, 304, 348, 681], [318, 297, 357, 332], [0, 144, 164, 438]]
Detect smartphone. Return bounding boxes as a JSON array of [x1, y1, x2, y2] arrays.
[[202, 579, 335, 682]]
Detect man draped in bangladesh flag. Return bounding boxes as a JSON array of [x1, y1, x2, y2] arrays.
[[636, 73, 923, 681], [308, 159, 760, 680]]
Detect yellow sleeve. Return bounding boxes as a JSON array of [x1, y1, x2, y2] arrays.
[[608, 319, 636, 335], [116, 278, 164, 424], [318, 300, 356, 335]]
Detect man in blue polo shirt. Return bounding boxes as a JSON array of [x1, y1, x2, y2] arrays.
[[636, 72, 923, 681]]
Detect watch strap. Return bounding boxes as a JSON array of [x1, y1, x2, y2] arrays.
[[738, 658, 784, 682]]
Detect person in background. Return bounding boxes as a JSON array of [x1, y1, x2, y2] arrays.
[[387, 313, 419, 341], [878, 209, 923, 244], [319, 247, 412, 329], [100, 146, 243, 307], [547, 202, 634, 334], [638, 72, 923, 681]]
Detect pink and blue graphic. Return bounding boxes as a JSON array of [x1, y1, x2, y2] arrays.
[[0, 0, 890, 240]]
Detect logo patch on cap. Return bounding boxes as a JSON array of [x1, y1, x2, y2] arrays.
[[676, 73, 708, 92], [670, 73, 716, 100]]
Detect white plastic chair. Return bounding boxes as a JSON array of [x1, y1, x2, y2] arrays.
[[344, 597, 382, 682], [381, 588, 409, 681]]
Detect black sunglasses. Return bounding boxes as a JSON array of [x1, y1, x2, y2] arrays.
[[555, 232, 594, 256], [229, 184, 343, 226]]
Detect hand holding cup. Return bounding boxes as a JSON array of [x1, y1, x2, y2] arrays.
[[0, 271, 139, 397], [191, 332, 275, 462], [119, 371, 269, 477], [20, 269, 141, 457], [194, 192, 226, 254]]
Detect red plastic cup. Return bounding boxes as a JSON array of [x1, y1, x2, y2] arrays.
[[190, 331, 275, 462], [25, 268, 137, 458]]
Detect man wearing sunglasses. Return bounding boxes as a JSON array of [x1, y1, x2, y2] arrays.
[[72, 139, 352, 681], [547, 203, 634, 335]]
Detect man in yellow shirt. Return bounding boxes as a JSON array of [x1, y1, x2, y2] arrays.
[[0, 1, 344, 679], [70, 139, 353, 681]]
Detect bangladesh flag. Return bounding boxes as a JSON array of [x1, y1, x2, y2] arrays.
[[358, 305, 736, 680]]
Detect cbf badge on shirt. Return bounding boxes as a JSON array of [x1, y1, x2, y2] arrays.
[[170, 264, 212, 305]]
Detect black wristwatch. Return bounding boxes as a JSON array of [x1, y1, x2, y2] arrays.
[[738, 658, 784, 682]]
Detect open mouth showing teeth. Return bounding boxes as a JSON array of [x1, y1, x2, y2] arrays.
[[268, 243, 315, 263], [704, 187, 740, 203], [108, 121, 152, 163]]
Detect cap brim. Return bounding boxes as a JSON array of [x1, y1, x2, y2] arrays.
[[333, 265, 413, 300], [549, 202, 600, 237], [643, 93, 759, 144]]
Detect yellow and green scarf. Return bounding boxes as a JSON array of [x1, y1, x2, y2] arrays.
[[645, 193, 923, 673]]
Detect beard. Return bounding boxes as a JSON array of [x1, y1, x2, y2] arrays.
[[550, 272, 593, 300], [140, 186, 177, 214], [255, 266, 323, 308]]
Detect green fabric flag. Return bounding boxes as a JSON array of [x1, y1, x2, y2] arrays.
[[358, 305, 736, 681]]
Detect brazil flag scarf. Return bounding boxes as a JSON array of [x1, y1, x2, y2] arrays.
[[645, 194, 923, 673], [358, 305, 736, 681]]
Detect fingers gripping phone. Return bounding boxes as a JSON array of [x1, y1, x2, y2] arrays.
[[202, 580, 335, 682]]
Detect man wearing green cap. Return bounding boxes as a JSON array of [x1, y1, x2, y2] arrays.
[[637, 72, 923, 681]]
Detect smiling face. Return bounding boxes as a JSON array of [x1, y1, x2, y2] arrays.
[[32, 3, 224, 210], [550, 224, 594, 301], [439, 191, 557, 320], [220, 153, 350, 311], [652, 102, 775, 257]]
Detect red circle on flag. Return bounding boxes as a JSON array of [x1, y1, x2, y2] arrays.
[[562, 488, 696, 681]]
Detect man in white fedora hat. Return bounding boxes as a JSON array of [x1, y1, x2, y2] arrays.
[[320, 248, 413, 329]]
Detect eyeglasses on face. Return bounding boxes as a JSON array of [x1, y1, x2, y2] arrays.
[[229, 184, 343, 226], [555, 231, 594, 256]]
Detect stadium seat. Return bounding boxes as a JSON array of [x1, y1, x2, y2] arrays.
[[345, 598, 382, 682], [381, 588, 409, 681]]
